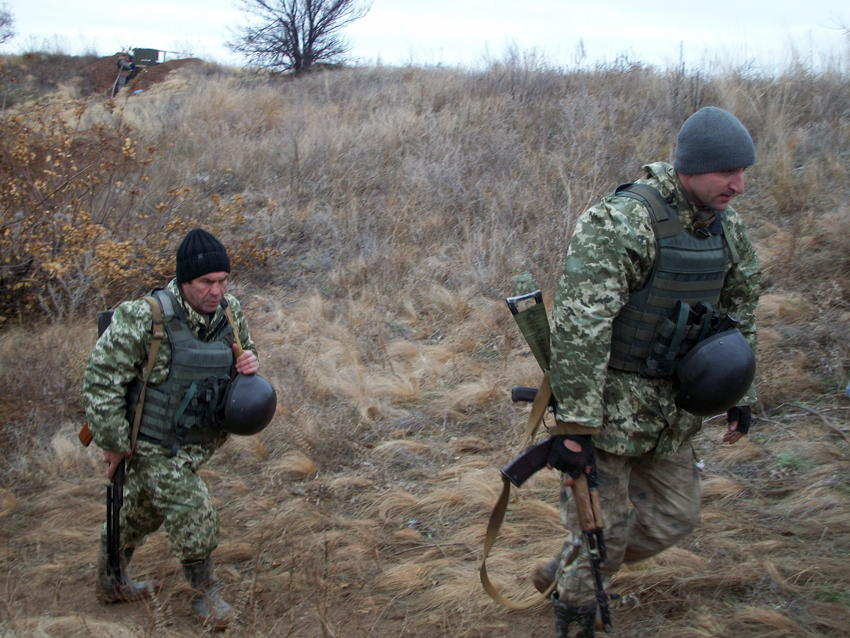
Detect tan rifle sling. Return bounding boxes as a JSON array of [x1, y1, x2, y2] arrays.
[[129, 296, 164, 450], [480, 371, 556, 609]]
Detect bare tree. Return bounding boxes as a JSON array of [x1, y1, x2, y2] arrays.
[[228, 0, 371, 73], [0, 3, 15, 45]]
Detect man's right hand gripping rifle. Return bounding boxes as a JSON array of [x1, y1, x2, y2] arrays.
[[480, 290, 617, 631]]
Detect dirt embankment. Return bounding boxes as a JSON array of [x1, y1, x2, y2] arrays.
[[77, 55, 203, 97]]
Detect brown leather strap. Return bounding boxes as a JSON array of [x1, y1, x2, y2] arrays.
[[130, 297, 163, 451]]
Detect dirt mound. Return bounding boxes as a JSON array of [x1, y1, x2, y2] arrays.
[[77, 55, 203, 98]]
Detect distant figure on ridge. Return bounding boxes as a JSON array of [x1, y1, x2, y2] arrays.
[[113, 52, 135, 95]]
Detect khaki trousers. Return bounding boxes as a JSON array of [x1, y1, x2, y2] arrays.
[[555, 443, 702, 605]]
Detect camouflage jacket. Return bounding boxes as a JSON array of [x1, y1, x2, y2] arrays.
[[83, 279, 257, 454], [549, 162, 760, 459]]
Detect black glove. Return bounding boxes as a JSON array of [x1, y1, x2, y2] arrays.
[[547, 435, 595, 479], [726, 405, 751, 435]]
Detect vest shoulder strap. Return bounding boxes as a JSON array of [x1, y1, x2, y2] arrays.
[[613, 182, 684, 239], [151, 288, 180, 322], [720, 217, 740, 264], [129, 296, 164, 450]]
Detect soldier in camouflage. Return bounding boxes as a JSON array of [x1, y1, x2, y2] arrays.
[[536, 108, 761, 637], [84, 228, 258, 629]]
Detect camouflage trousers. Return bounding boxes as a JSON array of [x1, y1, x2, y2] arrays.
[[555, 443, 702, 606], [100, 441, 219, 562]]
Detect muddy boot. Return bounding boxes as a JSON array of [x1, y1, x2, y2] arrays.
[[182, 556, 234, 630], [552, 593, 596, 638], [96, 538, 159, 603], [532, 558, 559, 593]]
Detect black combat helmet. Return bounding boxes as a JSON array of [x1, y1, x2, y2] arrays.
[[674, 329, 756, 417], [221, 372, 277, 435], [218, 296, 277, 435]]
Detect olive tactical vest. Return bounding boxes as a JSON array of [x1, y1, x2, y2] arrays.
[[607, 183, 738, 377], [126, 289, 235, 454]]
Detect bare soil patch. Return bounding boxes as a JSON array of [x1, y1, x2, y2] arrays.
[[77, 55, 203, 98]]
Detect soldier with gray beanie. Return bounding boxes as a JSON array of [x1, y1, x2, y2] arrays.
[[529, 107, 761, 637]]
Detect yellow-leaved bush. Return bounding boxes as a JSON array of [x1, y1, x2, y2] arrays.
[[0, 102, 276, 325]]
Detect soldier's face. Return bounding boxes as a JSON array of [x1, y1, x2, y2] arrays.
[[680, 168, 746, 211], [181, 271, 229, 314]]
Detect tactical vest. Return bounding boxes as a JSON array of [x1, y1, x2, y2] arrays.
[[126, 289, 235, 454], [607, 183, 738, 377]]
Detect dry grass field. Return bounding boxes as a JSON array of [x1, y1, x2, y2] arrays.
[[0, 50, 848, 637]]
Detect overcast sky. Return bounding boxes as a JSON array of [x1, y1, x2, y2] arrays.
[[3, 0, 848, 71]]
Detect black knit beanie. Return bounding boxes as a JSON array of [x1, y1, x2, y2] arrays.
[[176, 228, 230, 284], [674, 107, 756, 174]]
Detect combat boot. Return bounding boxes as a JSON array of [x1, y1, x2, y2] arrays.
[[182, 555, 234, 629], [532, 558, 559, 593], [96, 538, 159, 603], [552, 593, 597, 638]]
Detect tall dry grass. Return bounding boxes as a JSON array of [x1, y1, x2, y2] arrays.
[[0, 50, 848, 637]]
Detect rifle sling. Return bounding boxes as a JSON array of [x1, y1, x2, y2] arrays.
[[223, 302, 244, 357], [520, 371, 552, 450], [480, 475, 556, 609], [480, 371, 556, 609], [129, 296, 164, 451]]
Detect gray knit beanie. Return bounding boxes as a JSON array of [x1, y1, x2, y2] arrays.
[[674, 107, 755, 174]]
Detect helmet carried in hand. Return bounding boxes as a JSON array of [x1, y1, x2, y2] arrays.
[[675, 328, 755, 417], [221, 373, 277, 435]]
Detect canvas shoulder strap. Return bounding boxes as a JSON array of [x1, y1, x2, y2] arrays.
[[129, 296, 164, 451], [480, 474, 557, 609], [480, 371, 556, 609]]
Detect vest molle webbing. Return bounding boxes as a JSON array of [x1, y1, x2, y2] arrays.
[[126, 289, 235, 454], [607, 183, 734, 377]]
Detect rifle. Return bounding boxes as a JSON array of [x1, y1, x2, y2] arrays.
[[106, 456, 125, 581], [500, 393, 617, 631], [79, 304, 163, 585], [79, 310, 125, 584], [80, 423, 125, 585], [480, 290, 617, 630]]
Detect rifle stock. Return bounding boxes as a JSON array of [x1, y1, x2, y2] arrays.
[[79, 423, 93, 447]]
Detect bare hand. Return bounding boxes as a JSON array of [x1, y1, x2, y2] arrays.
[[233, 345, 259, 375], [724, 406, 751, 444], [102, 449, 131, 479], [723, 421, 744, 444]]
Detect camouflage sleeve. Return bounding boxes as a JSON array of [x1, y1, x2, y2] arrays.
[[720, 209, 761, 405], [549, 197, 656, 428], [225, 294, 257, 360], [82, 300, 153, 453]]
